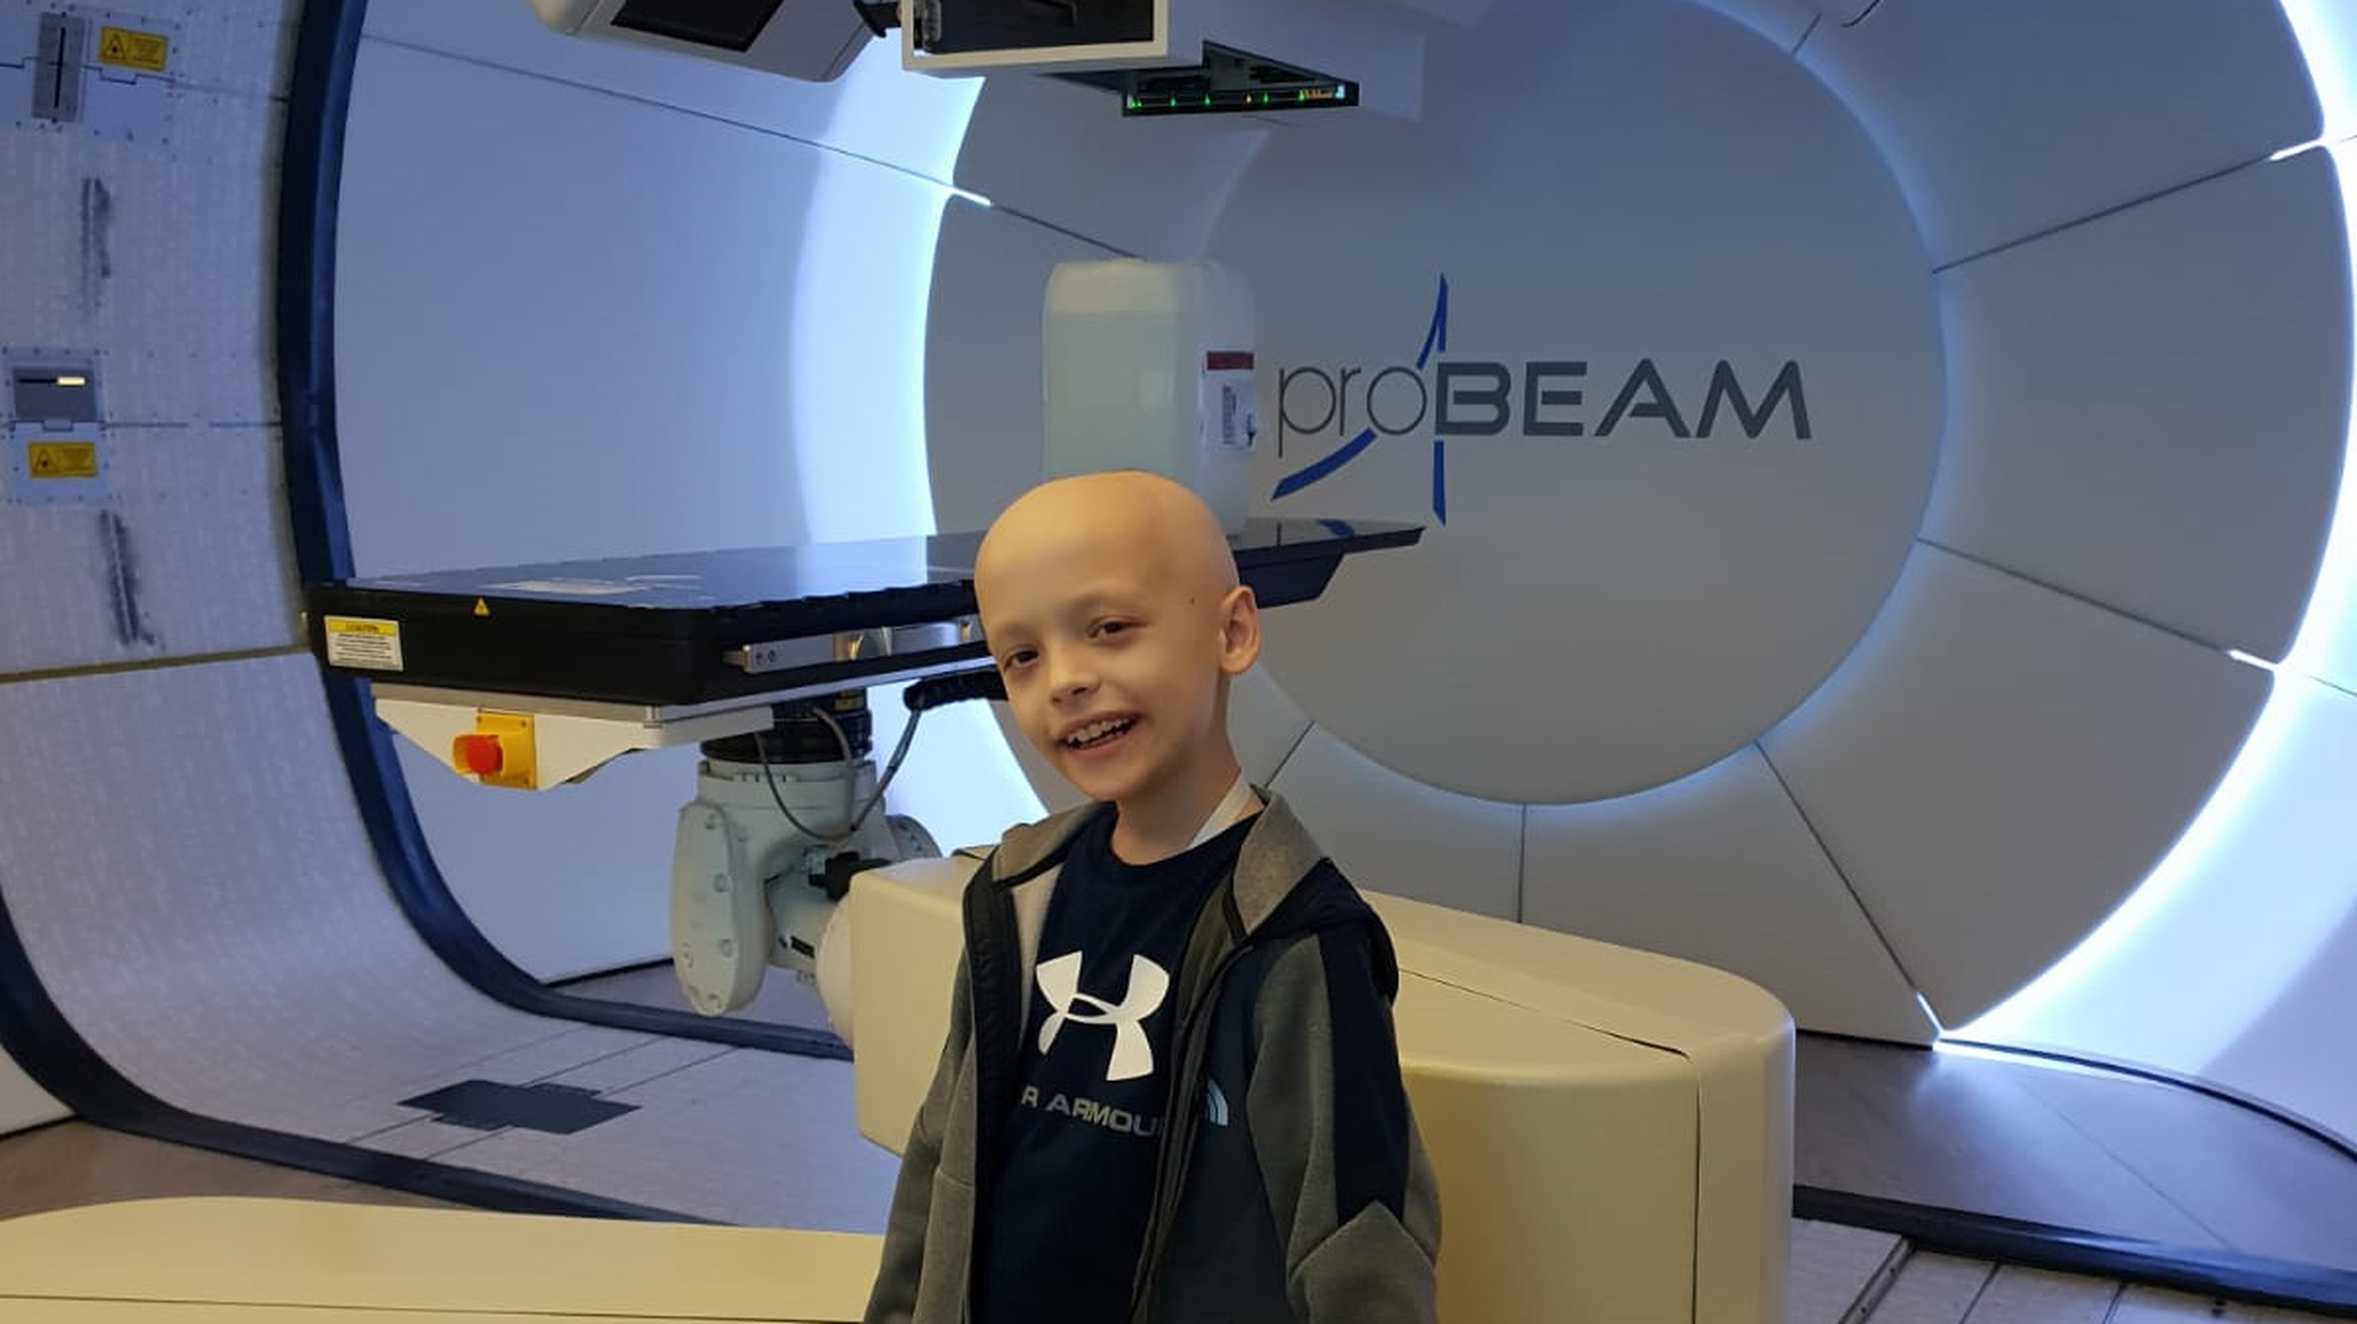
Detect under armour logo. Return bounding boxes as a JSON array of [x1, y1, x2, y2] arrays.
[[1036, 951, 1170, 1082]]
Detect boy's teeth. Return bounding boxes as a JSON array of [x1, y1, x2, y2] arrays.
[[1067, 717, 1131, 747]]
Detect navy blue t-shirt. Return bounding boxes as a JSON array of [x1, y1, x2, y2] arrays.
[[974, 807, 1256, 1324]]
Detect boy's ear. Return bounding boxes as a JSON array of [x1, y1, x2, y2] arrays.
[[1217, 585, 1261, 676]]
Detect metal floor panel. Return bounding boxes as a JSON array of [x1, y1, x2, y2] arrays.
[[0, 657, 891, 1228], [1789, 1218, 1907, 1323]]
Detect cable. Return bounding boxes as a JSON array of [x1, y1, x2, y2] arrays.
[[751, 703, 925, 848], [747, 667, 1002, 848]]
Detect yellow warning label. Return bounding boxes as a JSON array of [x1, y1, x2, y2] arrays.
[[472, 598, 491, 618], [323, 616, 404, 671], [26, 442, 98, 480], [98, 25, 171, 74]]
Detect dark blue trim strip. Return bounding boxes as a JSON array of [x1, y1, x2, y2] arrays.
[[1794, 1186, 2357, 1318], [272, 0, 846, 1062]]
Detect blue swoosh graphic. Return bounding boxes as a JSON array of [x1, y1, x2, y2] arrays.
[[1272, 274, 1452, 524], [1273, 427, 1378, 500]]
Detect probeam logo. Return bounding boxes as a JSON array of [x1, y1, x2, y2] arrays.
[[1271, 277, 1813, 523]]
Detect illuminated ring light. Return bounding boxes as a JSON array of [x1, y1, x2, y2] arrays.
[[1965, 2, 2357, 1068], [957, 0, 2357, 1104], [793, 49, 1045, 849]]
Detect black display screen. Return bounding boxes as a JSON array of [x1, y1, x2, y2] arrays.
[[612, 0, 788, 53], [922, 0, 1154, 56]]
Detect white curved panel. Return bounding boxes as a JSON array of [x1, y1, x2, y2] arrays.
[[1759, 545, 2269, 1026], [361, 2, 969, 184], [1800, 0, 2319, 266], [1270, 727, 1520, 919], [1524, 745, 1934, 1045], [1215, 0, 1941, 804], [924, 199, 1096, 536], [339, 39, 823, 572], [1970, 675, 2357, 1136], [1924, 150, 2350, 659], [953, 72, 1265, 258]]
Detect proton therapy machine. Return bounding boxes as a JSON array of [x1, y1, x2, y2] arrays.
[[0, 3, 1797, 1319]]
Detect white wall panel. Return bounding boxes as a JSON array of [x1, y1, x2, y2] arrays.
[[953, 71, 1264, 258], [1924, 151, 2349, 660], [338, 39, 823, 573], [0, 90, 278, 429], [1800, 0, 2318, 266], [0, 425, 295, 677], [923, 198, 1086, 537], [174, 6, 298, 99], [1270, 727, 1520, 919], [1760, 545, 2268, 1027], [1524, 745, 1934, 1045]]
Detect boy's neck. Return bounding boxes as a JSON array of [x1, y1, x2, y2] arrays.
[[1110, 744, 1251, 865]]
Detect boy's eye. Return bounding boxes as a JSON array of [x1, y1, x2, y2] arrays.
[[1092, 620, 1129, 639], [1001, 649, 1036, 670]]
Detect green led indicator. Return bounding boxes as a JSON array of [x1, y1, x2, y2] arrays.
[[1296, 90, 1306, 102], [1202, 95, 1212, 107]]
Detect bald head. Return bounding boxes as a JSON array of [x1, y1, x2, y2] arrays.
[[977, 471, 1239, 610], [975, 471, 1261, 813]]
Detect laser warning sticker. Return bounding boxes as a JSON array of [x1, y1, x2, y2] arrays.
[[324, 616, 404, 672], [26, 441, 98, 479], [97, 25, 170, 73]]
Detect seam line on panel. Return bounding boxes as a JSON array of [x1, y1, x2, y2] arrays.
[[1931, 155, 2269, 274], [1268, 721, 1316, 785], [0, 644, 304, 688], [1753, 740, 1929, 1001], [2015, 1072, 2239, 1251], [1913, 538, 2221, 651], [1790, 10, 1822, 54], [1516, 804, 1527, 923], [359, 32, 1130, 258]]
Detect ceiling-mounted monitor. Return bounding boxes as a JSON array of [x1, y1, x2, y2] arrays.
[[898, 0, 1423, 119], [529, 0, 874, 81]]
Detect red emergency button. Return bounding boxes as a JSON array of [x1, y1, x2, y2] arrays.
[[454, 733, 504, 777]]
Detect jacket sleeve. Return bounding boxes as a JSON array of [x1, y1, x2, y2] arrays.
[[863, 951, 972, 1324], [1244, 929, 1442, 1324]]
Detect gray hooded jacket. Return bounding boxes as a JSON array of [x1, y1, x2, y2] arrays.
[[862, 791, 1442, 1323]]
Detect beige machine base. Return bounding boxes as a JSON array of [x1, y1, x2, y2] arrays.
[[845, 861, 1798, 1324], [0, 1197, 882, 1322]]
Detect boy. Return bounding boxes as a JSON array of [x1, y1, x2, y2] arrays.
[[864, 471, 1441, 1324]]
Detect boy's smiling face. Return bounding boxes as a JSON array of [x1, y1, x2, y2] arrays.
[[976, 473, 1258, 810]]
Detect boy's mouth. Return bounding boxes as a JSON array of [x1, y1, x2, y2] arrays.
[[1059, 714, 1139, 753]]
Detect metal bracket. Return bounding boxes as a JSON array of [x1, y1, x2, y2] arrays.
[[31, 13, 85, 123], [725, 617, 979, 676]]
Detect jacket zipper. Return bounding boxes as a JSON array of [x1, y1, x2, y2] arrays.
[[1126, 942, 1249, 1323]]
